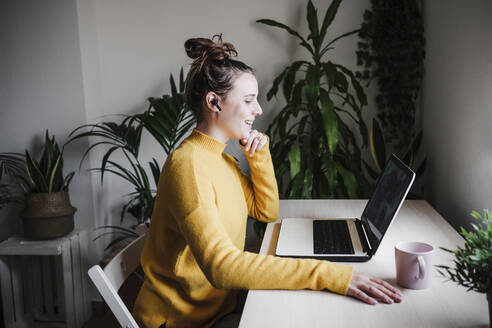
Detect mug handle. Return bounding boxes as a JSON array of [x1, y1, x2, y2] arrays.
[[415, 255, 426, 280]]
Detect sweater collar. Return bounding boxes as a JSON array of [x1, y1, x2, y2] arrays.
[[188, 129, 227, 155]]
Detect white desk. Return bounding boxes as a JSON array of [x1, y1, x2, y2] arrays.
[[239, 200, 489, 328]]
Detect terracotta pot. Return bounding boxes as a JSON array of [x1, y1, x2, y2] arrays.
[[21, 190, 77, 240]]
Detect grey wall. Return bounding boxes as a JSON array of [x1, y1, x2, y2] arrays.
[[75, 0, 374, 248], [6, 0, 492, 310], [0, 0, 94, 241], [0, 0, 100, 307], [7, 0, 491, 267], [421, 0, 492, 231], [1, 0, 374, 304]]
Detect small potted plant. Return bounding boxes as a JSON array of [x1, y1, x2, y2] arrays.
[[437, 209, 492, 326], [21, 131, 76, 239]]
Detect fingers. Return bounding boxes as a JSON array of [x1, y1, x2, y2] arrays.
[[375, 278, 403, 297], [244, 130, 258, 151], [256, 134, 267, 150], [361, 283, 395, 304], [370, 278, 403, 303], [243, 130, 267, 157], [348, 287, 377, 305], [248, 137, 261, 157], [347, 272, 403, 305]]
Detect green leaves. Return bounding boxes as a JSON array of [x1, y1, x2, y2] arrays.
[[356, 0, 425, 150], [23, 130, 74, 193], [141, 70, 195, 155], [267, 69, 287, 101], [288, 143, 301, 179], [306, 0, 319, 46], [305, 66, 320, 105], [256, 19, 314, 56], [258, 0, 369, 199], [367, 118, 427, 186], [0, 153, 29, 189], [319, 0, 342, 44], [437, 210, 492, 294], [370, 118, 386, 172], [336, 164, 357, 199], [68, 116, 143, 183], [282, 61, 307, 102], [66, 70, 193, 226], [258, 0, 347, 62], [319, 88, 338, 155], [143, 94, 195, 155]]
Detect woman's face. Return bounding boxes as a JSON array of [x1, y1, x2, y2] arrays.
[[216, 72, 263, 140]]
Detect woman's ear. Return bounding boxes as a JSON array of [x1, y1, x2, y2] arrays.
[[204, 92, 221, 112]]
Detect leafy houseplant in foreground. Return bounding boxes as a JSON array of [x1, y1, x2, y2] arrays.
[[437, 210, 492, 325], [257, 0, 370, 199], [68, 70, 195, 250]]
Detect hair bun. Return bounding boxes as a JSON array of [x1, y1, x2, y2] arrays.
[[184, 34, 238, 63]]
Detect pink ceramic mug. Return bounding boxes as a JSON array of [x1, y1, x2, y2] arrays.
[[395, 241, 434, 289]]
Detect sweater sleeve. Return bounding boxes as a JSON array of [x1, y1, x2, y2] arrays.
[[235, 135, 279, 222], [167, 156, 353, 295], [176, 203, 353, 295]]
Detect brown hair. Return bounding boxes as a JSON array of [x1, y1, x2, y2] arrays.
[[184, 34, 254, 122]]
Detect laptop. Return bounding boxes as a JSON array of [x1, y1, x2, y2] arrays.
[[275, 154, 416, 262]]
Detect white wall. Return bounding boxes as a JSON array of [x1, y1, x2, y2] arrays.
[[6, 0, 491, 282], [0, 0, 95, 242], [1, 0, 374, 304], [2, 0, 492, 315], [75, 0, 373, 248], [421, 0, 492, 230]]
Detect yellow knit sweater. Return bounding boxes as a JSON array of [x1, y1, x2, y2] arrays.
[[132, 129, 353, 328]]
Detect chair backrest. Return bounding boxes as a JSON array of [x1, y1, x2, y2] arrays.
[[88, 234, 147, 328]]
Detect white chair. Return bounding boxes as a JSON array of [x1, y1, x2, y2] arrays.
[[88, 234, 147, 328]]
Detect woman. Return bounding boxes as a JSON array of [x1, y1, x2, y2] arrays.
[[133, 35, 402, 328]]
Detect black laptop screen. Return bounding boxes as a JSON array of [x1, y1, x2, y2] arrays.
[[361, 155, 415, 253]]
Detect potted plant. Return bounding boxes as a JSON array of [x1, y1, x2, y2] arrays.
[[1, 132, 76, 239], [437, 210, 492, 326], [20, 131, 76, 239]]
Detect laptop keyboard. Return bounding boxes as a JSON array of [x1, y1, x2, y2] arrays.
[[313, 220, 355, 254]]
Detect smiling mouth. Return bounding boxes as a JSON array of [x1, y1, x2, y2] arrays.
[[245, 120, 254, 126]]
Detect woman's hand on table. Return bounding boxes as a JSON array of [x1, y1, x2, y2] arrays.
[[240, 129, 267, 157], [347, 272, 403, 305]]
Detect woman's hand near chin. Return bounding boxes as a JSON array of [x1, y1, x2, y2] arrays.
[[240, 129, 267, 157]]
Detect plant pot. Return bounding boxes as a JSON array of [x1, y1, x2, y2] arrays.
[[21, 190, 77, 240]]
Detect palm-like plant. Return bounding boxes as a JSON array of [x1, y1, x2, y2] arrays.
[[0, 153, 29, 209], [257, 0, 371, 199], [0, 152, 29, 188], [141, 69, 195, 155], [67, 70, 195, 250], [68, 115, 154, 225], [0, 184, 22, 209]]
